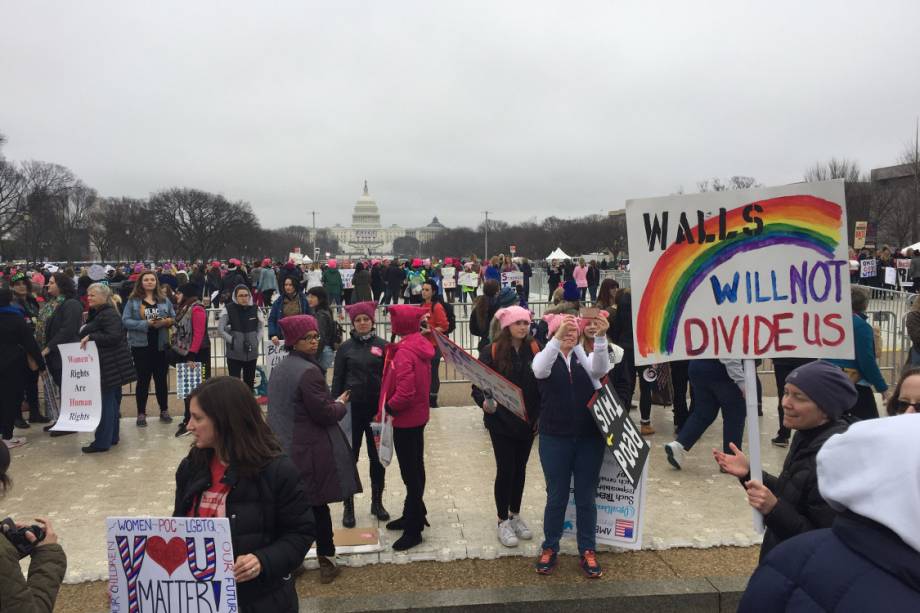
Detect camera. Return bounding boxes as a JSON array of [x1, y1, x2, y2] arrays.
[[1, 517, 46, 558]]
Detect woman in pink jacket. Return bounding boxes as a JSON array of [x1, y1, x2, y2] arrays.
[[573, 258, 589, 301], [380, 304, 433, 551]]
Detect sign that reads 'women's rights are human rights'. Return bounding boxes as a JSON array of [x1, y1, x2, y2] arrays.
[[625, 180, 854, 366]]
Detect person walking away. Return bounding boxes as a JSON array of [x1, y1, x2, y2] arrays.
[[0, 288, 46, 449], [380, 305, 434, 551], [351, 262, 373, 303], [268, 277, 312, 347], [79, 283, 137, 453], [472, 306, 541, 548], [545, 260, 562, 300], [586, 260, 600, 303], [420, 281, 449, 408], [266, 315, 356, 583], [519, 258, 533, 303], [306, 287, 339, 371], [122, 271, 175, 427], [382, 259, 403, 306], [663, 358, 745, 468], [173, 283, 211, 438], [0, 442, 67, 609], [715, 360, 854, 560], [175, 376, 315, 608], [739, 413, 920, 612], [322, 259, 344, 308], [827, 286, 889, 419], [332, 302, 390, 527], [218, 285, 264, 393], [370, 261, 385, 303], [532, 313, 610, 577], [257, 258, 279, 306]]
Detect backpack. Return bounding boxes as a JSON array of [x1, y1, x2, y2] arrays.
[[442, 299, 457, 334]]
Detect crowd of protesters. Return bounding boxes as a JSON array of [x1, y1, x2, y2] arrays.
[[2, 249, 919, 610]]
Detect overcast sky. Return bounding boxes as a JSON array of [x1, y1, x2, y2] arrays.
[[1, 1, 918, 230]]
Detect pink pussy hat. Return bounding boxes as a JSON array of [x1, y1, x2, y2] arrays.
[[388, 304, 428, 336], [278, 315, 318, 348], [345, 301, 377, 324], [495, 306, 532, 329]]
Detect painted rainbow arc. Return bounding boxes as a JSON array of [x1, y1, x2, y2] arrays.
[[635, 195, 843, 357]]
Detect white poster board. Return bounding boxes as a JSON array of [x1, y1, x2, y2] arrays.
[[885, 266, 897, 286], [860, 259, 877, 279], [340, 268, 356, 289], [441, 267, 457, 288], [853, 221, 868, 250], [52, 342, 102, 432], [288, 252, 304, 265], [459, 272, 479, 288], [107, 517, 237, 613], [500, 271, 524, 287], [262, 338, 289, 381], [625, 180, 854, 365], [563, 454, 647, 550]]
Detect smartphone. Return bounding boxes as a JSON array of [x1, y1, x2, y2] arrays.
[[579, 307, 600, 319]]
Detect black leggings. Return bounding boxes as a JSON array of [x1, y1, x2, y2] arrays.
[[311, 504, 335, 557], [351, 406, 385, 489], [488, 429, 534, 520], [394, 425, 427, 531], [429, 347, 441, 399], [227, 359, 256, 391], [670, 360, 692, 430], [1, 369, 25, 440], [132, 345, 169, 414], [21, 364, 39, 419]]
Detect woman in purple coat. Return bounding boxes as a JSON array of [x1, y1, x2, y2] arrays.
[[266, 314, 359, 584]]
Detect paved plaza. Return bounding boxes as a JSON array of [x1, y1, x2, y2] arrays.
[[4, 396, 804, 584]]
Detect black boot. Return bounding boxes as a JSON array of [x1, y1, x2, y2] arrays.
[[371, 485, 390, 521], [393, 529, 423, 551], [342, 496, 355, 528]]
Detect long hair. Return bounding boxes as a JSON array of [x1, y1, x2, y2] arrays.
[[491, 326, 534, 378], [51, 272, 76, 299], [596, 278, 620, 309], [186, 377, 281, 477], [130, 271, 164, 301], [474, 280, 500, 328], [307, 286, 331, 312]]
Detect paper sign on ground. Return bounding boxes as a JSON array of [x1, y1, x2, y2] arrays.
[[625, 180, 854, 365], [432, 331, 528, 421], [106, 517, 237, 613], [588, 379, 650, 487], [441, 267, 457, 288], [52, 342, 102, 432], [563, 456, 647, 550]]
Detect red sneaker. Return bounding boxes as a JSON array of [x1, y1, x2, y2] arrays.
[[580, 549, 603, 578], [535, 548, 557, 575]]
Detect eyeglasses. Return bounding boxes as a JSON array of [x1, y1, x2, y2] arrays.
[[302, 333, 320, 341], [895, 400, 920, 414]]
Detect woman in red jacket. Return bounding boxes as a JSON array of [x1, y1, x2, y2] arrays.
[[381, 304, 433, 551], [420, 280, 448, 408]]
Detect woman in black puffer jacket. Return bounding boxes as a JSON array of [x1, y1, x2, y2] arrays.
[[174, 377, 314, 613], [331, 301, 390, 528], [79, 283, 137, 453]]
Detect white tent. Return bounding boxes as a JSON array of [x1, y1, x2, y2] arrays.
[[901, 242, 920, 255], [545, 247, 571, 261]]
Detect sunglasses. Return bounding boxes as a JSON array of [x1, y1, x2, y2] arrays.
[[895, 400, 920, 414]]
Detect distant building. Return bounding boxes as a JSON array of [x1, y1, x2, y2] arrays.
[[327, 182, 447, 255]]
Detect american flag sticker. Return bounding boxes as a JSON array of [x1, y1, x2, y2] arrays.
[[614, 519, 634, 538]]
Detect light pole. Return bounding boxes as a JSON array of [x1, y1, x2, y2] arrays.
[[310, 210, 317, 260], [482, 210, 491, 261], [23, 212, 31, 263]]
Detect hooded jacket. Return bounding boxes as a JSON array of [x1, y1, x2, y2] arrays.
[[740, 415, 920, 611], [321, 267, 343, 295], [351, 268, 373, 302], [382, 332, 435, 428], [218, 285, 265, 362]]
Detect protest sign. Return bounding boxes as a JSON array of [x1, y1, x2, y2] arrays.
[[340, 268, 355, 289], [626, 180, 854, 365], [896, 258, 911, 270], [885, 266, 897, 286], [853, 221, 868, 249], [563, 454, 647, 550], [262, 338, 289, 381], [176, 363, 203, 400], [459, 272, 478, 288], [441, 266, 456, 288], [860, 259, 877, 279], [288, 251, 303, 265], [107, 517, 237, 613], [52, 342, 102, 432], [500, 271, 523, 287], [589, 379, 650, 487], [432, 331, 528, 421]]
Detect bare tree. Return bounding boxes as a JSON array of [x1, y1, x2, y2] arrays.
[[804, 158, 864, 183], [697, 176, 762, 192], [0, 161, 26, 254], [898, 123, 920, 244]]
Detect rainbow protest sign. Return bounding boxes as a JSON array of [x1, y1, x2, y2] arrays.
[[626, 180, 854, 365]]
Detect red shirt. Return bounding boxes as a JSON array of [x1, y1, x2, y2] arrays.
[[192, 455, 231, 518], [424, 301, 449, 345]]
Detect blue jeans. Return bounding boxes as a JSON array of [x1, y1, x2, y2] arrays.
[[538, 433, 605, 554], [92, 386, 122, 450], [319, 346, 335, 371], [678, 360, 745, 453]]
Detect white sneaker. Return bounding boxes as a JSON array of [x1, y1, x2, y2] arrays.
[[664, 441, 685, 470], [497, 519, 519, 547], [3, 437, 26, 449], [509, 515, 532, 540]]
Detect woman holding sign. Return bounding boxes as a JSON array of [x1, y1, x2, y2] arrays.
[[79, 283, 137, 453], [531, 312, 610, 578], [472, 306, 541, 548], [174, 376, 314, 610]]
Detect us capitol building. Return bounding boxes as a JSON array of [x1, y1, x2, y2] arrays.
[[327, 182, 447, 255]]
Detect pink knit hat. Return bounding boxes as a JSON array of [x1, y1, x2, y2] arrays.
[[328, 259, 337, 269], [345, 301, 377, 323], [495, 306, 531, 330], [278, 315, 318, 348], [388, 304, 428, 336], [228, 258, 242, 267], [31, 273, 46, 286], [412, 258, 422, 268], [262, 257, 272, 267], [133, 263, 144, 274]]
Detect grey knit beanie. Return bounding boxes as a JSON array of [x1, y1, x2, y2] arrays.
[[785, 360, 857, 420]]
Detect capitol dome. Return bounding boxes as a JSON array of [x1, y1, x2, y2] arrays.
[[352, 180, 381, 229]]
